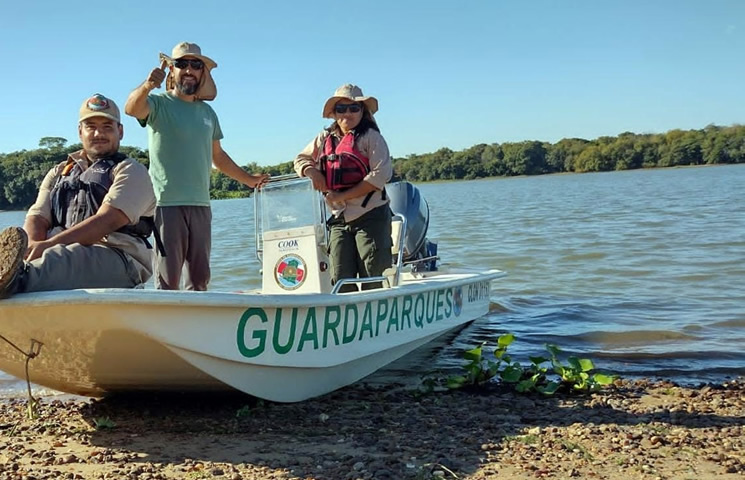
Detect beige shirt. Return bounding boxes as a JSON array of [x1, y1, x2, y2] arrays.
[[26, 151, 157, 282], [294, 126, 393, 222]]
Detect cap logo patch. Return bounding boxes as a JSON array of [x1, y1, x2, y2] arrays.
[[86, 94, 110, 111]]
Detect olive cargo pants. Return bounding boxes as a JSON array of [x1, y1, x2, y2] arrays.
[[327, 204, 392, 293]]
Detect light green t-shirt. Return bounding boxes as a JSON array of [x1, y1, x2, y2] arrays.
[[141, 92, 223, 206]]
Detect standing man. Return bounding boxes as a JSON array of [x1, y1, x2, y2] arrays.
[[125, 42, 269, 291], [0, 94, 156, 298]]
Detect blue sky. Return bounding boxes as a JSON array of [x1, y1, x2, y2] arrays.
[[1, 0, 743, 166]]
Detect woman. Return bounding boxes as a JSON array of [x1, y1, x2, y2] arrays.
[[294, 84, 393, 292]]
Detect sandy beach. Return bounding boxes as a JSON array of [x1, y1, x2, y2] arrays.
[[0, 378, 743, 479]]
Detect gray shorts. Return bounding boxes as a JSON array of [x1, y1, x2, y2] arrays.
[[153, 205, 212, 291], [17, 243, 140, 293]]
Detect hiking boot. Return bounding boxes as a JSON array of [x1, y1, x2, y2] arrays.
[[0, 227, 28, 299]]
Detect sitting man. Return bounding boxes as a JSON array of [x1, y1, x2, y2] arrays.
[[0, 93, 157, 298]]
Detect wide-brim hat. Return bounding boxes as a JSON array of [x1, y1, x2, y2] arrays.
[[160, 42, 218, 101], [322, 84, 379, 118]]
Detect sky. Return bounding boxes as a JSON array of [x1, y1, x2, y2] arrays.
[[1, 0, 744, 166]]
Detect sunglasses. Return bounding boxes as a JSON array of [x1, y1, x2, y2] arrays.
[[174, 59, 204, 70], [334, 103, 362, 114]]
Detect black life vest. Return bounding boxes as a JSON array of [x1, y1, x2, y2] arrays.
[[50, 152, 164, 255]]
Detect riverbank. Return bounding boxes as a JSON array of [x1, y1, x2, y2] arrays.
[[0, 378, 743, 479]]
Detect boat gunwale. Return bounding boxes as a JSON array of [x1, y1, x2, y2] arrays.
[[0, 270, 505, 309]]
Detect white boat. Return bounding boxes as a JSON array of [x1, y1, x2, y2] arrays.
[[0, 177, 504, 402]]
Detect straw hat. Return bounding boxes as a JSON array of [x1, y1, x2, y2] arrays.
[[160, 42, 218, 101], [322, 84, 379, 118]]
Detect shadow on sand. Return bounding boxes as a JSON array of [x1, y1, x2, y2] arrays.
[[77, 379, 745, 479]]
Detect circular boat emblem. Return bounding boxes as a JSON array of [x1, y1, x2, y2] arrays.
[[453, 286, 463, 317], [275, 254, 307, 290]]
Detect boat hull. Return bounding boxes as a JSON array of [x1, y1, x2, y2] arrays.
[[0, 270, 503, 402]]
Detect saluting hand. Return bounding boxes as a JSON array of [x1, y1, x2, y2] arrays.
[[146, 59, 168, 90]]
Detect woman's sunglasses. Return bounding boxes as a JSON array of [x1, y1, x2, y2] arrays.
[[334, 103, 362, 114], [174, 59, 204, 70]]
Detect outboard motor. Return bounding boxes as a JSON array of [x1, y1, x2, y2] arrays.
[[386, 181, 438, 271]]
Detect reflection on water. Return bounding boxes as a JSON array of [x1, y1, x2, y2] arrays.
[[1, 164, 744, 395]]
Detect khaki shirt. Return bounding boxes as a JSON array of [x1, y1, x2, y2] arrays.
[[294, 127, 393, 222], [26, 151, 157, 283]]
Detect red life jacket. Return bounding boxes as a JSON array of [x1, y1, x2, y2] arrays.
[[320, 132, 370, 191]]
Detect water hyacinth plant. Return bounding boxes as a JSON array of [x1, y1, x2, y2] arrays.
[[438, 334, 615, 394]]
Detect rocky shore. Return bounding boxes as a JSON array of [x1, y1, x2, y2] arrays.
[[0, 378, 743, 479]]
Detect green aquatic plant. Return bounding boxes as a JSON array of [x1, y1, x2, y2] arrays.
[[560, 439, 594, 460], [517, 434, 540, 445], [92, 417, 116, 430], [544, 344, 615, 392], [444, 333, 520, 389], [235, 405, 252, 418], [436, 334, 615, 395], [235, 398, 266, 418]]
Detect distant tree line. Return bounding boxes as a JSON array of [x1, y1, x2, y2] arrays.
[[390, 124, 745, 181], [2, 124, 744, 210], [0, 137, 149, 211], [242, 124, 745, 181], [0, 137, 260, 209]]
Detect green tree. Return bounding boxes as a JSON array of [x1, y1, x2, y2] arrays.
[[603, 135, 642, 170], [38, 137, 68, 150], [546, 138, 589, 173], [574, 145, 604, 172], [501, 141, 547, 175]]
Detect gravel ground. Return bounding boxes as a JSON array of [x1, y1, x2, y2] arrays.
[[0, 378, 743, 479]]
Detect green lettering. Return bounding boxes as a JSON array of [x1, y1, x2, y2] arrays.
[[237, 308, 267, 358], [436, 289, 444, 321], [414, 294, 425, 328], [425, 291, 436, 324], [297, 308, 319, 352], [359, 302, 374, 340], [323, 306, 341, 348], [342, 304, 359, 344], [444, 289, 453, 318], [387, 297, 400, 333], [402, 295, 413, 330], [375, 299, 388, 336], [272, 308, 298, 355]]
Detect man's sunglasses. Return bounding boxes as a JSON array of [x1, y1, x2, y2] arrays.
[[174, 59, 204, 70], [334, 103, 362, 114]]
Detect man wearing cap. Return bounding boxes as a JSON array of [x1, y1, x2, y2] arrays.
[[124, 42, 268, 291], [0, 94, 157, 299]]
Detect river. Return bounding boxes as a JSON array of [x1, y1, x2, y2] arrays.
[[1, 164, 743, 395]]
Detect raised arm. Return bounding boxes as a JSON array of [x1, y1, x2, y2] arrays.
[[124, 59, 168, 120]]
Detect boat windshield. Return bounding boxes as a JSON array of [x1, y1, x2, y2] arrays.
[[259, 176, 323, 233]]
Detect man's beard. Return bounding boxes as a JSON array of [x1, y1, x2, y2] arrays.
[[177, 78, 199, 95]]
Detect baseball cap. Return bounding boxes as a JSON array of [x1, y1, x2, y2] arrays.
[[79, 93, 121, 123]]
